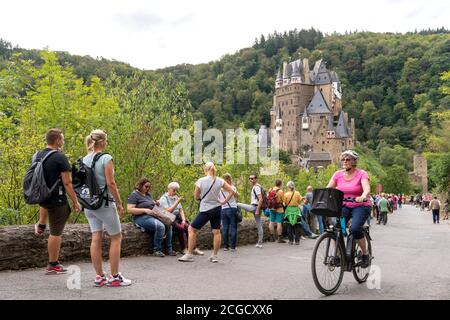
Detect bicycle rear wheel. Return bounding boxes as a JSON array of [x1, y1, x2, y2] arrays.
[[311, 232, 345, 296], [352, 229, 372, 283]]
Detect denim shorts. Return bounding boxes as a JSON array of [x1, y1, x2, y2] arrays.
[[269, 210, 285, 223], [191, 205, 222, 230]]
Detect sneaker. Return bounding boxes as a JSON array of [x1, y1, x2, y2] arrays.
[[308, 233, 319, 239], [223, 247, 229, 251], [166, 251, 177, 256], [34, 223, 46, 237], [301, 236, 307, 240], [360, 254, 370, 269], [94, 274, 107, 287], [255, 243, 263, 248], [208, 255, 219, 263], [288, 241, 293, 245], [295, 241, 300, 245], [193, 248, 204, 256], [106, 273, 132, 287], [45, 262, 67, 274], [277, 237, 287, 243], [230, 248, 237, 252], [153, 251, 165, 257], [178, 253, 194, 262]]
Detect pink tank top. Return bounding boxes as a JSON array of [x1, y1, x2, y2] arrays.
[[332, 169, 370, 208]]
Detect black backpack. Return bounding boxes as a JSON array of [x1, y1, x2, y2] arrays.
[[23, 150, 59, 205], [72, 153, 108, 210]]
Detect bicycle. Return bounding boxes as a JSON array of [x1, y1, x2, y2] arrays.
[[311, 197, 373, 296]]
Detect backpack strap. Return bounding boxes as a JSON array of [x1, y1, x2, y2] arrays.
[[201, 177, 217, 201], [286, 191, 295, 207], [221, 190, 232, 209], [91, 152, 110, 205], [39, 150, 60, 191]]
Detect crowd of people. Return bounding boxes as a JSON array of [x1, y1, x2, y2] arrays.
[[28, 128, 449, 287]]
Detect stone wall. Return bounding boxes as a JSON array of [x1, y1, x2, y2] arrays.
[[0, 220, 271, 271]]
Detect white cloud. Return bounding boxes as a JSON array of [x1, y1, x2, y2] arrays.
[[0, 0, 448, 70]]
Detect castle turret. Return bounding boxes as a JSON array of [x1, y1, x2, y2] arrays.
[[327, 115, 336, 138], [301, 108, 309, 130], [291, 62, 302, 84], [282, 62, 291, 85], [302, 58, 310, 84], [275, 107, 283, 132], [275, 69, 283, 89]]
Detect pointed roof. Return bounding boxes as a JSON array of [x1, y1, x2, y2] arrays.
[[335, 112, 349, 138], [306, 90, 331, 114], [330, 71, 339, 83], [291, 62, 300, 77], [310, 59, 332, 85], [312, 59, 323, 76], [276, 69, 282, 81], [308, 152, 332, 161]]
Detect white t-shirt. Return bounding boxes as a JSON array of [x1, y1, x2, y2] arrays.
[[195, 176, 225, 212], [219, 186, 237, 209], [251, 185, 262, 205]]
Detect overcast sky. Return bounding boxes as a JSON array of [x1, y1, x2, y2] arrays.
[[0, 0, 448, 70]]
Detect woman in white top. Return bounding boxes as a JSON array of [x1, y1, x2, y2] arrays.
[[219, 173, 239, 251], [178, 162, 235, 263]]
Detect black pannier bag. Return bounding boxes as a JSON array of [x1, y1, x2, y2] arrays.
[[310, 188, 344, 217]]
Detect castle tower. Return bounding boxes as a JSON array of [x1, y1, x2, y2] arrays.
[[291, 61, 302, 84], [275, 69, 283, 89]]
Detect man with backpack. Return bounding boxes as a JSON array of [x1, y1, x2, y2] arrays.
[[237, 174, 267, 248], [25, 128, 81, 274], [267, 179, 286, 243]]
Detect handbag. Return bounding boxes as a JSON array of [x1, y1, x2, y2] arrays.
[[149, 205, 176, 226], [221, 190, 242, 223]]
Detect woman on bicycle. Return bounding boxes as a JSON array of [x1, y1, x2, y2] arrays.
[[326, 150, 371, 268]]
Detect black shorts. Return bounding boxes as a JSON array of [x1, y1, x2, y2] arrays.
[[190, 206, 222, 230], [45, 203, 71, 236]]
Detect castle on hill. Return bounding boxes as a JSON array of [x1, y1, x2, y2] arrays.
[[269, 58, 355, 169]]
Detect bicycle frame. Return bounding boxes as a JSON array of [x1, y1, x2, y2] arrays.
[[324, 216, 356, 272]]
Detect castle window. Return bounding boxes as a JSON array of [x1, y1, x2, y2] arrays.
[[342, 143, 345, 147], [322, 141, 325, 144], [291, 99, 293, 104]]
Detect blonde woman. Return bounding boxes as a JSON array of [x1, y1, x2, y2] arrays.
[[284, 181, 303, 245], [83, 129, 131, 287], [178, 162, 235, 263]]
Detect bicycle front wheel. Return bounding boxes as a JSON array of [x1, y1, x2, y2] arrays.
[[352, 229, 372, 283], [311, 232, 345, 296]]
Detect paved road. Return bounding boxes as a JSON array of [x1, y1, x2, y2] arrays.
[[1, 204, 449, 300]]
